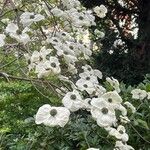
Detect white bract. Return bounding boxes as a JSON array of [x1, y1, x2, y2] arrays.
[[5, 23, 30, 44], [106, 77, 120, 93], [20, 12, 45, 27], [114, 141, 134, 150], [0, 34, 6, 47], [108, 125, 129, 142], [93, 5, 108, 18], [35, 104, 70, 127], [131, 89, 147, 100], [91, 98, 117, 127], [100, 91, 122, 108], [62, 90, 84, 111]]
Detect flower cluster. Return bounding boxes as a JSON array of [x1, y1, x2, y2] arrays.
[[0, 0, 136, 149]]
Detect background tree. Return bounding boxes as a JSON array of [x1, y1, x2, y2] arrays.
[[80, 0, 150, 85]]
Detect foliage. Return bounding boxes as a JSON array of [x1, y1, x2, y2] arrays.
[[0, 77, 150, 149]]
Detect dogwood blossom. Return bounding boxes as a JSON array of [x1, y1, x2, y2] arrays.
[[20, 12, 45, 27], [62, 90, 84, 111], [5, 23, 30, 44], [93, 5, 107, 18], [108, 125, 129, 142], [101, 91, 122, 108], [35, 104, 70, 127], [91, 98, 117, 127], [106, 77, 121, 93], [114, 141, 134, 150], [124, 101, 136, 113], [131, 89, 147, 100]]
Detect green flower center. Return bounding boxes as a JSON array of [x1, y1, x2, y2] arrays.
[[86, 77, 90, 80], [64, 51, 69, 55], [108, 98, 112, 103], [51, 62, 56, 68], [30, 15, 35, 19], [119, 130, 124, 134], [69, 46, 74, 50], [101, 107, 108, 114], [79, 16, 84, 20], [87, 67, 91, 71], [83, 84, 88, 88], [50, 109, 57, 116], [70, 94, 77, 100]]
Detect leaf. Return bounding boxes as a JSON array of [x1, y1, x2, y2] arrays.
[[136, 119, 149, 130]]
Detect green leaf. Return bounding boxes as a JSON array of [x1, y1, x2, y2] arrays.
[[136, 119, 149, 130]]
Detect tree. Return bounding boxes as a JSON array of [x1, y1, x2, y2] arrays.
[[80, 0, 150, 85]]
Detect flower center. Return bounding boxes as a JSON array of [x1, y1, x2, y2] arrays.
[[50, 109, 57, 116], [119, 130, 124, 134], [62, 32, 66, 36], [64, 51, 69, 55], [83, 84, 88, 88], [87, 67, 91, 71], [16, 30, 22, 35], [79, 16, 84, 20], [101, 107, 108, 114], [53, 39, 58, 42], [70, 94, 77, 100], [86, 77, 90, 80], [69, 46, 74, 50], [51, 62, 56, 68], [108, 98, 112, 103], [30, 15, 35, 19]]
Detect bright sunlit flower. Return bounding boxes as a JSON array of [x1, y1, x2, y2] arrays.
[[35, 104, 70, 127]]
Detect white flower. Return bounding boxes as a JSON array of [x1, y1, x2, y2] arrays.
[[62, 90, 84, 112], [124, 101, 136, 113], [51, 7, 64, 17], [94, 29, 105, 39], [44, 56, 61, 75], [147, 92, 150, 99], [101, 91, 122, 108], [119, 115, 130, 124], [93, 5, 107, 18], [35, 62, 50, 78], [106, 77, 120, 93], [20, 12, 45, 27], [0, 34, 6, 47], [109, 125, 129, 142], [5, 23, 30, 44], [114, 141, 134, 150], [82, 65, 103, 79], [91, 98, 117, 127], [131, 89, 147, 100], [76, 78, 95, 94], [93, 84, 106, 97], [35, 104, 70, 127], [79, 72, 98, 84], [5, 22, 18, 34]]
